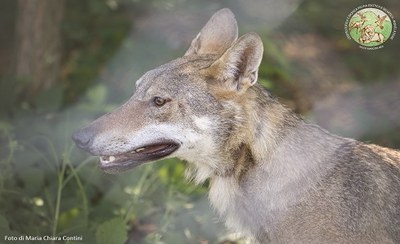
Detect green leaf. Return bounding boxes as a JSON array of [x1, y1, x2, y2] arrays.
[[0, 215, 18, 242], [96, 217, 127, 244], [0, 121, 12, 134], [16, 166, 45, 195], [35, 84, 64, 112], [86, 84, 107, 106], [0, 215, 9, 230]]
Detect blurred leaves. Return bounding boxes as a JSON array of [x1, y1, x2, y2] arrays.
[[96, 217, 128, 244], [62, 0, 130, 105], [34, 84, 64, 113], [86, 84, 108, 106]]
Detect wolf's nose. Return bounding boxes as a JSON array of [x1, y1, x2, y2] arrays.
[[72, 128, 93, 150]]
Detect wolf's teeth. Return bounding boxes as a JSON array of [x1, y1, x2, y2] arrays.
[[109, 156, 116, 162], [136, 148, 145, 153]]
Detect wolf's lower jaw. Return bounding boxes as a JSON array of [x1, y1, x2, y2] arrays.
[[98, 142, 180, 173]]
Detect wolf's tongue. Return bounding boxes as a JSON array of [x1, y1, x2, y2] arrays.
[[139, 144, 169, 154], [100, 144, 174, 165]]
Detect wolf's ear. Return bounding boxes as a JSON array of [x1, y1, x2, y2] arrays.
[[209, 33, 264, 93], [184, 8, 238, 56]]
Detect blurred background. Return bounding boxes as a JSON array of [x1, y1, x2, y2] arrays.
[[0, 0, 399, 243]]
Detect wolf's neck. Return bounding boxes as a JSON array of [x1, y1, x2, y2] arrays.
[[214, 85, 302, 179], [209, 121, 348, 237], [208, 86, 348, 230], [247, 87, 301, 164]]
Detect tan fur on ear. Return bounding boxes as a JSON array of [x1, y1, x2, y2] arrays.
[[209, 32, 264, 94], [185, 8, 238, 56]]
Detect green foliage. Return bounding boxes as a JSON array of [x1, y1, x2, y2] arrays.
[[0, 76, 20, 116], [34, 84, 65, 113], [258, 34, 299, 102], [86, 84, 108, 106], [62, 0, 130, 105], [96, 218, 128, 244]]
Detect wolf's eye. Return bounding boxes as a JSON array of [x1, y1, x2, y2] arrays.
[[153, 96, 167, 107]]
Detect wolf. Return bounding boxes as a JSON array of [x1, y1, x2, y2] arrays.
[[359, 25, 385, 44], [73, 8, 400, 243]]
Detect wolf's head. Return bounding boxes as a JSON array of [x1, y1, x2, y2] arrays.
[[73, 8, 264, 178]]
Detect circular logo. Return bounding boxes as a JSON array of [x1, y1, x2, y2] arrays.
[[345, 4, 397, 50]]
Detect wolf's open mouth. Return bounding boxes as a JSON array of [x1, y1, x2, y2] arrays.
[[99, 142, 180, 173]]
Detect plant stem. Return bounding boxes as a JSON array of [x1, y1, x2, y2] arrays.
[[68, 162, 89, 227], [123, 165, 153, 223], [51, 160, 67, 244]]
